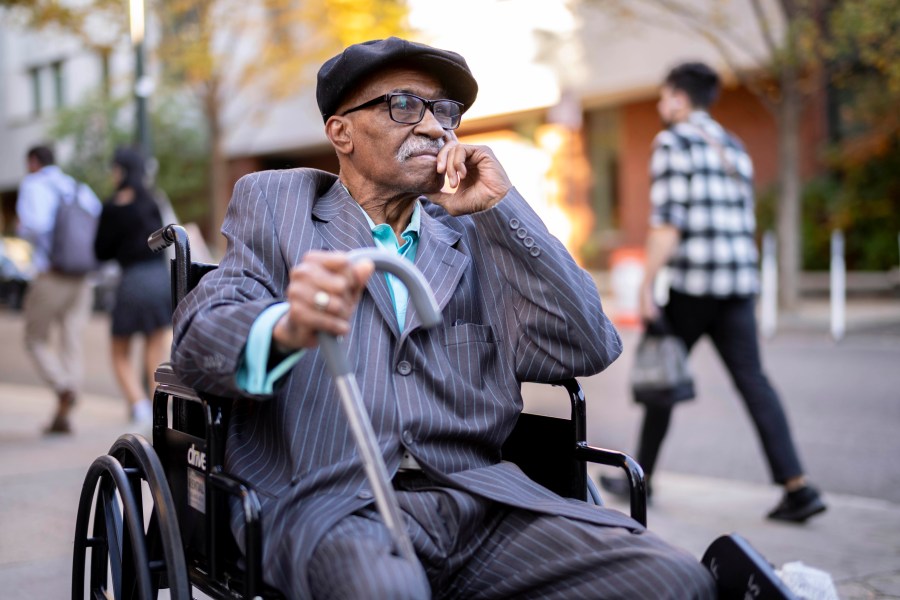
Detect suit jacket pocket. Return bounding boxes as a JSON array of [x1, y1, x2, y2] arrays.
[[444, 322, 496, 346], [442, 322, 497, 386]]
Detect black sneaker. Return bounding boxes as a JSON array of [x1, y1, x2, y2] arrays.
[[767, 485, 827, 523], [599, 475, 653, 502]]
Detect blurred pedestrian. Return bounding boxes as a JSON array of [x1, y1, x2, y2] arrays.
[[600, 62, 826, 523], [16, 145, 102, 434], [94, 147, 172, 424]]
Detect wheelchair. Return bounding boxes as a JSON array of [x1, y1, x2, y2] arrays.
[[72, 224, 795, 600]]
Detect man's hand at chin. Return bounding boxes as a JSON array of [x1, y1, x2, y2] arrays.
[[426, 132, 512, 216]]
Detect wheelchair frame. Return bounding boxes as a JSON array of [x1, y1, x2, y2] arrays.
[[71, 224, 653, 600]]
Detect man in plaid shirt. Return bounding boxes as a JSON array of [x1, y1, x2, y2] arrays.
[[601, 62, 826, 523]]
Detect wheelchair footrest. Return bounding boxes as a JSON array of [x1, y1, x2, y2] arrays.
[[701, 534, 798, 599]]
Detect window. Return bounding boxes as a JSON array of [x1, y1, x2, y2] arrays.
[[51, 60, 65, 109], [29, 67, 42, 116], [26, 59, 67, 117]]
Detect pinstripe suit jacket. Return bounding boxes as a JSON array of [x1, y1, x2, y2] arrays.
[[171, 168, 633, 596]]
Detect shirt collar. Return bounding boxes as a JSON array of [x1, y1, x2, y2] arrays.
[[688, 110, 711, 125], [685, 110, 724, 139], [354, 199, 422, 250], [36, 165, 62, 177]]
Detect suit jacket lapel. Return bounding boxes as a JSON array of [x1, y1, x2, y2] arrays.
[[313, 182, 400, 337], [403, 207, 469, 335]]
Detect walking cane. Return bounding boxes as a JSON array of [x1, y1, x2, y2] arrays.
[[317, 249, 440, 566]]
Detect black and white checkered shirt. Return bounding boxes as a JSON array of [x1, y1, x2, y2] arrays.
[[650, 111, 760, 297]]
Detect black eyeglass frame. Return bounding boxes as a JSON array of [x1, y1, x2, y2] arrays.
[[339, 93, 464, 130]]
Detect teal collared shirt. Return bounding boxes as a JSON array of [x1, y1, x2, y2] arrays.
[[236, 201, 422, 394], [360, 201, 421, 329]]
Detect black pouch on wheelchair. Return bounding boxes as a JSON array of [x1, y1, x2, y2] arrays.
[[630, 317, 695, 408]]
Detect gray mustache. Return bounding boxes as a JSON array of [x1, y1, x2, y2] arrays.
[[397, 136, 444, 162]]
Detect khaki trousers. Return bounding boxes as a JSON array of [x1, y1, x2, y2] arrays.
[[22, 272, 93, 395]]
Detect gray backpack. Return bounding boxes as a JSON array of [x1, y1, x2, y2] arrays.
[[50, 182, 100, 275]]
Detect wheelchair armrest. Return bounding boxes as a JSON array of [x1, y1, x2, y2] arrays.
[[551, 378, 648, 526], [154, 362, 203, 403], [574, 443, 647, 527]]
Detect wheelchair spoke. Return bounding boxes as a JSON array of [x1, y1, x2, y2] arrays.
[[76, 454, 155, 600], [110, 433, 191, 599], [84, 474, 111, 596], [100, 481, 125, 599]]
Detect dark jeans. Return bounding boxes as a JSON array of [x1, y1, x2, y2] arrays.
[[636, 290, 804, 484]]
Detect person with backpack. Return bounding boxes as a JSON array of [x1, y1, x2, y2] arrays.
[[94, 147, 172, 425], [16, 145, 102, 434]]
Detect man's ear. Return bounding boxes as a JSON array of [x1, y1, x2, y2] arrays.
[[673, 89, 691, 111], [325, 117, 354, 156]]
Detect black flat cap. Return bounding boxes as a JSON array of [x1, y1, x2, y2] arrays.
[[316, 37, 478, 122]]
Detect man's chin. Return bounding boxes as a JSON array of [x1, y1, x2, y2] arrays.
[[421, 175, 446, 196], [397, 166, 444, 195]]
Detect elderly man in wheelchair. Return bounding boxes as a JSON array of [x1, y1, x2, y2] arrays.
[[74, 37, 798, 600]]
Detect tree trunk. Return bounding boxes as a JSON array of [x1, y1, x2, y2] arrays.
[[204, 82, 227, 260], [775, 69, 803, 310]]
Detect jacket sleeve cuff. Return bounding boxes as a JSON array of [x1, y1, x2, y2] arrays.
[[236, 302, 304, 394]]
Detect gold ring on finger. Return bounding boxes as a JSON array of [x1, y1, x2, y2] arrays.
[[313, 290, 330, 311]]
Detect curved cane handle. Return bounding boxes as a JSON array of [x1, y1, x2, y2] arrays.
[[318, 249, 441, 376]]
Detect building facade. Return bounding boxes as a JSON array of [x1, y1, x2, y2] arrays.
[[1, 0, 826, 268]]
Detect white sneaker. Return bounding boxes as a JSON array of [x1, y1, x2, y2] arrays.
[[132, 399, 153, 424]]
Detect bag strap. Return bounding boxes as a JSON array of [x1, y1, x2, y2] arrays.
[[678, 122, 739, 178], [54, 178, 81, 208], [69, 179, 81, 206]]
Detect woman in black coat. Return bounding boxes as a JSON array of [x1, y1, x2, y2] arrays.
[[94, 147, 172, 424]]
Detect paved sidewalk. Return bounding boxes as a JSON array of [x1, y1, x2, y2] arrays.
[[0, 383, 150, 599], [592, 465, 900, 599], [1, 381, 899, 599]]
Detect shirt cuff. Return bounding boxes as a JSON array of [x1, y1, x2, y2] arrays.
[[236, 302, 303, 394]]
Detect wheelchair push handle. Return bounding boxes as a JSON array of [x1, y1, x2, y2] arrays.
[[148, 224, 193, 306], [148, 224, 187, 254]]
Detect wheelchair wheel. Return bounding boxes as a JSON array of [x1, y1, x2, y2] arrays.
[[72, 433, 190, 599]]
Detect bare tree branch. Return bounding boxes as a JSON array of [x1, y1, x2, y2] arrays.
[[634, 0, 779, 113], [749, 0, 780, 57]]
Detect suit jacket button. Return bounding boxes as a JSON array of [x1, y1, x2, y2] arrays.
[[358, 489, 373, 500], [397, 361, 412, 375], [516, 228, 527, 239], [508, 218, 520, 229], [402, 429, 415, 445], [529, 246, 541, 257], [523, 236, 535, 248]]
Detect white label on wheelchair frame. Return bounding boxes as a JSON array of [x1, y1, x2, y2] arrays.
[[187, 467, 206, 513]]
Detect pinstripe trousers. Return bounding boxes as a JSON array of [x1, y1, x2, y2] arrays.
[[308, 473, 716, 599]]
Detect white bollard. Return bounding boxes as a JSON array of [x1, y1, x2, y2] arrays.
[[760, 230, 778, 338], [830, 230, 846, 342]]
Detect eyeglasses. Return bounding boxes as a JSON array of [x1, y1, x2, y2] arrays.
[[340, 93, 464, 130]]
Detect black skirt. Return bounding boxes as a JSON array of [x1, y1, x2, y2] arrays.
[[111, 259, 172, 336]]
